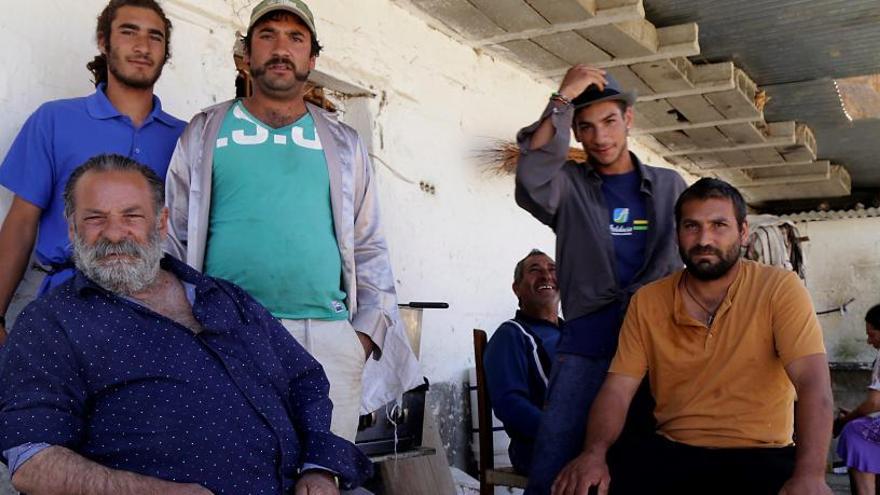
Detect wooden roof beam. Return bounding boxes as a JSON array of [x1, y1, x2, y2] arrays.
[[474, 0, 645, 47], [542, 23, 699, 73]]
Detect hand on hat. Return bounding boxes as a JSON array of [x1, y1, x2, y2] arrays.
[[558, 65, 608, 102]]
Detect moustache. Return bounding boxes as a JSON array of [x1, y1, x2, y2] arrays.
[[687, 246, 722, 257], [92, 238, 144, 261], [263, 57, 295, 70], [126, 56, 155, 66], [260, 57, 310, 82]]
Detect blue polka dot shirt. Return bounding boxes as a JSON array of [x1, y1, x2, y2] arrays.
[[0, 255, 372, 493]]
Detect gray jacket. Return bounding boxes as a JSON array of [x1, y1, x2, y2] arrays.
[[515, 102, 687, 321], [164, 99, 421, 413]]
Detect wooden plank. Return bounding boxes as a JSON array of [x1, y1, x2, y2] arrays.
[[525, 0, 596, 23], [499, 40, 569, 72], [633, 116, 759, 135], [713, 168, 754, 184], [743, 147, 785, 164], [545, 38, 699, 73], [664, 121, 798, 156], [578, 19, 658, 58], [739, 166, 851, 202], [471, 0, 547, 32], [608, 66, 653, 96], [380, 413, 456, 495], [635, 99, 681, 128], [666, 94, 726, 123], [532, 31, 611, 65], [653, 130, 697, 152], [475, 0, 644, 46], [713, 150, 755, 167], [409, 0, 505, 40], [704, 69, 761, 119], [630, 57, 693, 93], [778, 123, 817, 162], [749, 161, 830, 180], [633, 61, 731, 101], [717, 122, 766, 145]]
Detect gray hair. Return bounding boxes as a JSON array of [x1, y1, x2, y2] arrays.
[[63, 154, 165, 219], [513, 249, 551, 285]]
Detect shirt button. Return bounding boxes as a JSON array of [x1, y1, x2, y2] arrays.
[[135, 148, 141, 154]]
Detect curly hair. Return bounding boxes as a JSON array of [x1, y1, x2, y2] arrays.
[[86, 0, 173, 87]]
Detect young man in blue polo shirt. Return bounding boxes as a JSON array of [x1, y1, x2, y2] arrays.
[[0, 0, 185, 342], [515, 65, 687, 494]]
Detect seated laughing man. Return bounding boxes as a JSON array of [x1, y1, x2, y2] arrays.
[[484, 249, 562, 475], [0, 154, 371, 495], [552, 178, 833, 495]]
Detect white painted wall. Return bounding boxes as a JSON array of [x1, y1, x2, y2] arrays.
[[798, 217, 880, 363], [0, 0, 682, 385]]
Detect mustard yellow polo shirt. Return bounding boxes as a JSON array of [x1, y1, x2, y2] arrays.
[[610, 260, 825, 448]]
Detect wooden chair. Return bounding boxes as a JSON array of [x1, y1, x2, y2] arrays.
[[473, 329, 529, 494]]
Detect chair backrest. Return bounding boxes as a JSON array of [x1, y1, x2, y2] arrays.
[[473, 329, 495, 474]]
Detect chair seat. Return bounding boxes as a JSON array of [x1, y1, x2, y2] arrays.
[[485, 467, 529, 488]]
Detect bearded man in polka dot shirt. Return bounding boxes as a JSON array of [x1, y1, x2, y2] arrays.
[[0, 154, 371, 495]]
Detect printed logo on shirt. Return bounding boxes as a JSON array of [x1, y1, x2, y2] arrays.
[[215, 104, 323, 150], [331, 300, 347, 314], [609, 218, 649, 236], [612, 208, 630, 224]]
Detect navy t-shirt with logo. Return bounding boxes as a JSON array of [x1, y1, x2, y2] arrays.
[[601, 170, 648, 289], [557, 169, 649, 357]]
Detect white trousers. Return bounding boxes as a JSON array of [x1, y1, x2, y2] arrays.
[[281, 318, 365, 441]]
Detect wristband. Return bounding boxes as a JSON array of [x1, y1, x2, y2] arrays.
[[550, 92, 572, 106]]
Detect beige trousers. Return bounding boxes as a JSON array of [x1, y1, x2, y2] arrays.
[[281, 318, 365, 442]]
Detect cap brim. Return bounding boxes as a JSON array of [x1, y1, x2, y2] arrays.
[[573, 90, 638, 110]]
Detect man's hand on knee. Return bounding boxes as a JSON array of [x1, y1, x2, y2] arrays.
[[551, 451, 610, 495], [295, 471, 339, 495]]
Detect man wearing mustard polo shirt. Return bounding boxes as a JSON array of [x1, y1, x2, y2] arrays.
[[164, 0, 420, 441], [552, 178, 833, 495]]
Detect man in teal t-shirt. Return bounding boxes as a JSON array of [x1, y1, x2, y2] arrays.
[[164, 0, 422, 444], [206, 102, 349, 323]]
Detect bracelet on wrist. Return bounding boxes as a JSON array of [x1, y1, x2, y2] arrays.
[[550, 91, 572, 106]]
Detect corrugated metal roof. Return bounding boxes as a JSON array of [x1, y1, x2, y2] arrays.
[[781, 206, 880, 223], [643, 0, 880, 85], [645, 0, 880, 190]]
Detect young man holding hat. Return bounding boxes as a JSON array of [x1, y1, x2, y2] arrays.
[[515, 65, 687, 494], [164, 0, 420, 441]]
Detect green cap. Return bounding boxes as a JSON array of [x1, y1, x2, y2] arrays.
[[248, 0, 317, 39]]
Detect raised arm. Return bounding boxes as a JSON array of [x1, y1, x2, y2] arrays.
[[515, 66, 607, 226], [13, 446, 212, 495], [551, 373, 641, 495]]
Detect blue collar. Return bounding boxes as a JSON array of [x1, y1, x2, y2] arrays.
[[84, 83, 176, 126]]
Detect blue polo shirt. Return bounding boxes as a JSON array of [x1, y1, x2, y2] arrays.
[[0, 84, 185, 292]]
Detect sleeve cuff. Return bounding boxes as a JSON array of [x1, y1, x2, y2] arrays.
[[3, 442, 52, 477], [351, 307, 391, 355], [300, 432, 373, 490]]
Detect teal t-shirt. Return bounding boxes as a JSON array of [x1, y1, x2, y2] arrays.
[[204, 101, 348, 320]]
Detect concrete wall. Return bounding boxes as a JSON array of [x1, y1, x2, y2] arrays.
[[1, 0, 687, 472], [798, 216, 880, 363]]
